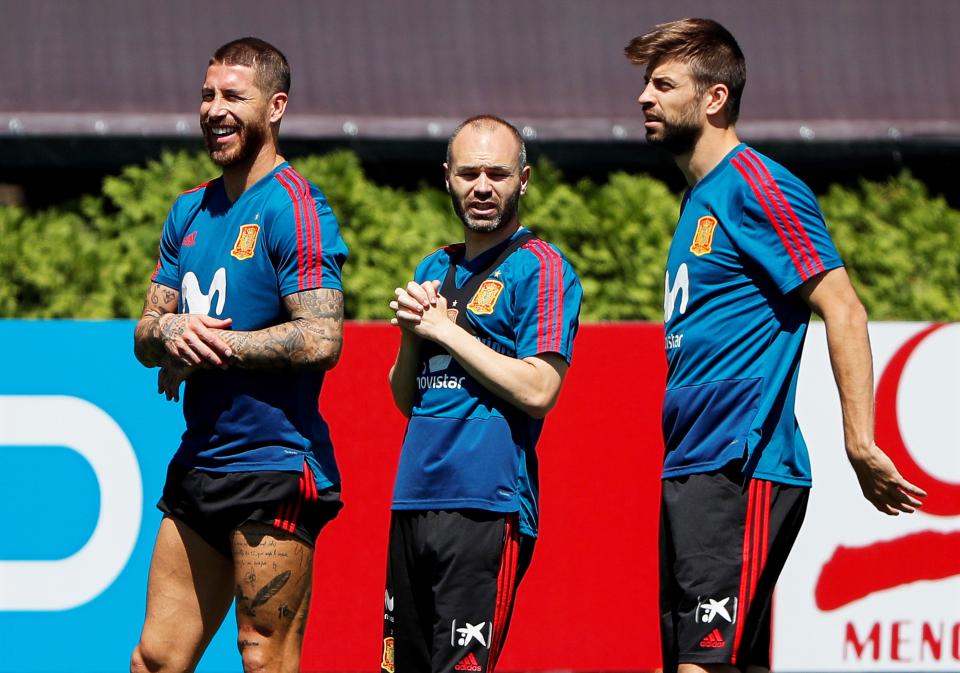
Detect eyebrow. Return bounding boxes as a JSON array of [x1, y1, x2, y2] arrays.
[[456, 164, 515, 172]]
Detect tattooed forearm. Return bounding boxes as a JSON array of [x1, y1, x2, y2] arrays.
[[215, 288, 344, 371], [134, 283, 181, 367]]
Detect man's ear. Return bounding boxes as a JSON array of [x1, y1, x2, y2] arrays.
[[443, 162, 451, 193], [519, 165, 531, 195], [269, 92, 288, 124], [703, 83, 729, 118]]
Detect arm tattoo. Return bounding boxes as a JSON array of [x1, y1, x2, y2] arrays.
[[221, 288, 344, 371], [133, 282, 181, 367]]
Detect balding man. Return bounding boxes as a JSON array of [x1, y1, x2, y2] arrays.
[[381, 115, 583, 673]]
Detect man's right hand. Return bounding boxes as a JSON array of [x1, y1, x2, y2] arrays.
[[157, 313, 234, 367], [847, 443, 927, 515]]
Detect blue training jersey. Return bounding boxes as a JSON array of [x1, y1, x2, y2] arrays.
[[391, 228, 583, 537], [152, 162, 348, 485], [662, 144, 842, 486]]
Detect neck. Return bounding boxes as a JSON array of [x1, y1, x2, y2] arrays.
[[464, 220, 521, 260], [674, 125, 741, 187], [221, 141, 284, 202]]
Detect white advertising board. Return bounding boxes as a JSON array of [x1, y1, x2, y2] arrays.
[[776, 322, 960, 670]]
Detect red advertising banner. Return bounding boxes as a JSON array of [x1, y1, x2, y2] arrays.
[[304, 322, 667, 672]]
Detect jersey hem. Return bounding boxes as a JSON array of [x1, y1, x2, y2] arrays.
[[750, 470, 811, 487], [391, 498, 519, 512], [173, 459, 338, 488], [662, 460, 812, 487]]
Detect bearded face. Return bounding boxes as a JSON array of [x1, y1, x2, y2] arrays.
[[200, 63, 274, 168]]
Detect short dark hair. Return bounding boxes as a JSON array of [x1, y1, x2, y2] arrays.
[[210, 37, 291, 96], [624, 18, 746, 124], [446, 115, 527, 170]]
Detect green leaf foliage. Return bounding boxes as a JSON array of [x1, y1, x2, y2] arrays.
[[0, 150, 957, 321]]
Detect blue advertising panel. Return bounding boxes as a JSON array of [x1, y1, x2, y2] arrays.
[[0, 320, 238, 672]]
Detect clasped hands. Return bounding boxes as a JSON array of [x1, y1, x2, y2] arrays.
[[390, 280, 457, 342], [156, 313, 234, 401]]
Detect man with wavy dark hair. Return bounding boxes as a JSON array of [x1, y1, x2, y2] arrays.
[[624, 18, 925, 673], [131, 37, 347, 673]]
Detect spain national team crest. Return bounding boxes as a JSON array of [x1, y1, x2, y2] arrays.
[[690, 216, 718, 256], [230, 224, 260, 260], [380, 637, 395, 673], [467, 279, 505, 315]]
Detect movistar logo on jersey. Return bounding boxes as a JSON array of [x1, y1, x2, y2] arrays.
[[182, 267, 227, 316], [417, 354, 465, 390], [664, 263, 689, 323]]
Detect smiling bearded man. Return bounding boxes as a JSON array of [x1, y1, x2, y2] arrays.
[[132, 37, 348, 673]]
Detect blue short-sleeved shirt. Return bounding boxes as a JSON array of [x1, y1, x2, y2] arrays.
[[661, 145, 842, 486], [391, 228, 583, 537], [152, 162, 348, 485]]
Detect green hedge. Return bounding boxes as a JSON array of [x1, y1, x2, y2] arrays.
[[1, 150, 958, 321]]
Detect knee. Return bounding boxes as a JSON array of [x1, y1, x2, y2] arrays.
[[131, 643, 160, 673], [238, 631, 273, 673], [239, 643, 271, 673], [131, 640, 193, 673]]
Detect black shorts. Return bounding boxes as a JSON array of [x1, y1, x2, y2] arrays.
[[381, 510, 535, 673], [157, 459, 343, 557], [659, 465, 808, 672]]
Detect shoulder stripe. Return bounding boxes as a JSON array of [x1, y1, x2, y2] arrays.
[[285, 166, 323, 287], [731, 155, 815, 281], [281, 166, 321, 290], [743, 150, 824, 274], [523, 239, 564, 353], [274, 171, 308, 290], [178, 181, 209, 196]]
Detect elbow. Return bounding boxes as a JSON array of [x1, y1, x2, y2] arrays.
[[308, 346, 342, 371], [519, 391, 559, 419], [133, 330, 158, 368], [825, 296, 869, 331]]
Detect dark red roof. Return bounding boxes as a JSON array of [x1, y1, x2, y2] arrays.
[[2, 0, 957, 142]]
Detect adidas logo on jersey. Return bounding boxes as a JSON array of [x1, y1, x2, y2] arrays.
[[700, 628, 726, 648], [454, 652, 482, 671]]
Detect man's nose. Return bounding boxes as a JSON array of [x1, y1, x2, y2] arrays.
[[474, 173, 491, 194], [207, 94, 227, 118], [637, 84, 655, 108]]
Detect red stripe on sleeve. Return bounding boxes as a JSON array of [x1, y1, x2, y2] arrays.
[[286, 169, 316, 289], [284, 168, 325, 288], [281, 168, 315, 290], [274, 172, 307, 290], [738, 152, 817, 277], [731, 156, 813, 280], [524, 243, 549, 352], [744, 150, 825, 275], [525, 240, 565, 353]]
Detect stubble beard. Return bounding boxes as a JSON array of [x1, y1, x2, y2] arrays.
[[205, 118, 270, 168], [646, 111, 703, 156], [453, 186, 522, 234]]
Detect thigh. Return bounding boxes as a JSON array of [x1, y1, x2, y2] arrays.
[[431, 511, 529, 673], [137, 516, 235, 671], [660, 469, 752, 669], [660, 469, 808, 670], [383, 512, 433, 673], [232, 521, 315, 672]]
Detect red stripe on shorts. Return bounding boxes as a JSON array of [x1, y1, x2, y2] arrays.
[[488, 515, 520, 670]]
